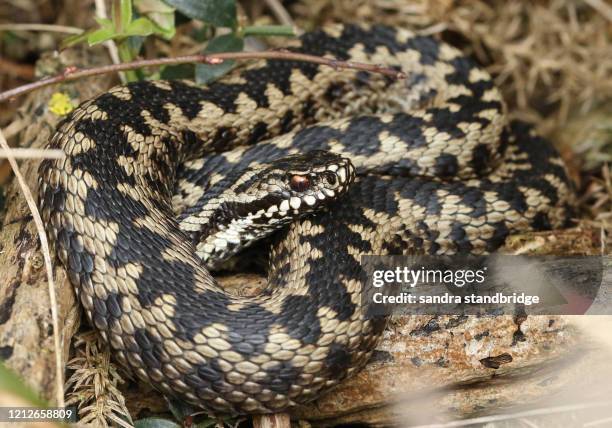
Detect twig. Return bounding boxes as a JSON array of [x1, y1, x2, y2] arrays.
[[0, 23, 83, 34], [0, 51, 405, 103], [410, 401, 612, 428], [0, 148, 65, 159], [0, 128, 65, 408]]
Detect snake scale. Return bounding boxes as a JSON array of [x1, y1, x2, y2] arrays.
[[38, 24, 575, 415]]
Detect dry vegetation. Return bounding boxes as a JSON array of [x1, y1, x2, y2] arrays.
[[65, 332, 133, 427]]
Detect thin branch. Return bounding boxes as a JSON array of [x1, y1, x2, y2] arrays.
[[0, 23, 83, 34], [0, 128, 65, 408], [0, 148, 66, 159], [0, 51, 405, 103]]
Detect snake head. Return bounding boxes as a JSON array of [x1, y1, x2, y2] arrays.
[[184, 150, 355, 267], [255, 150, 355, 218]]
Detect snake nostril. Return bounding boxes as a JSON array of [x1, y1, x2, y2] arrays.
[[325, 172, 337, 186]]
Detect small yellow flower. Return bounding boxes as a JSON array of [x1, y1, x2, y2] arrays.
[[48, 92, 75, 116]]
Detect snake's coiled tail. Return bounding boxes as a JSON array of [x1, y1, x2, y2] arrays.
[[39, 24, 575, 415]]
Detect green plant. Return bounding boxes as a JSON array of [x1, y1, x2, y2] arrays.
[[62, 0, 295, 83], [0, 362, 47, 407]]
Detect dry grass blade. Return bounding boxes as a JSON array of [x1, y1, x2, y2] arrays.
[[264, 0, 297, 28], [0, 148, 65, 159], [0, 127, 64, 407], [0, 23, 83, 34], [65, 331, 133, 428]]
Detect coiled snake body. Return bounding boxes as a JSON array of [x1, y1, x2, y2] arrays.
[[39, 24, 574, 415]]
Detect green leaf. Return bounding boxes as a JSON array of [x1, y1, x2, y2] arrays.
[[120, 0, 134, 32], [242, 25, 296, 37], [136, 0, 175, 14], [85, 17, 154, 46], [61, 31, 89, 49], [163, 0, 237, 28], [205, 33, 243, 53], [81, 17, 117, 46], [94, 17, 114, 28], [87, 26, 118, 45], [0, 362, 47, 407], [195, 57, 235, 84], [134, 417, 181, 428], [196, 33, 243, 84], [153, 22, 176, 39], [159, 63, 194, 80], [192, 25, 211, 42], [126, 35, 145, 54], [125, 17, 155, 36], [134, 0, 176, 39]]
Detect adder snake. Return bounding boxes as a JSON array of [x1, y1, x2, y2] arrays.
[[39, 24, 574, 415]]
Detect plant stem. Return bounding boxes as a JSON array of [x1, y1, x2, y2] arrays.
[[117, 41, 139, 82], [242, 25, 296, 37]]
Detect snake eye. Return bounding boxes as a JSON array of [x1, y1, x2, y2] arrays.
[[324, 172, 337, 186], [290, 175, 311, 192]]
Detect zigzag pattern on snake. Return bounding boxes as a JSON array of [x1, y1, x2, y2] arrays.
[[38, 24, 575, 415]]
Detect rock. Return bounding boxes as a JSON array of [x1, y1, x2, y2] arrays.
[[292, 315, 581, 426], [0, 48, 114, 404]]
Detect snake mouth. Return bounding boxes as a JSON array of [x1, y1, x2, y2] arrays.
[[263, 150, 355, 218]]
